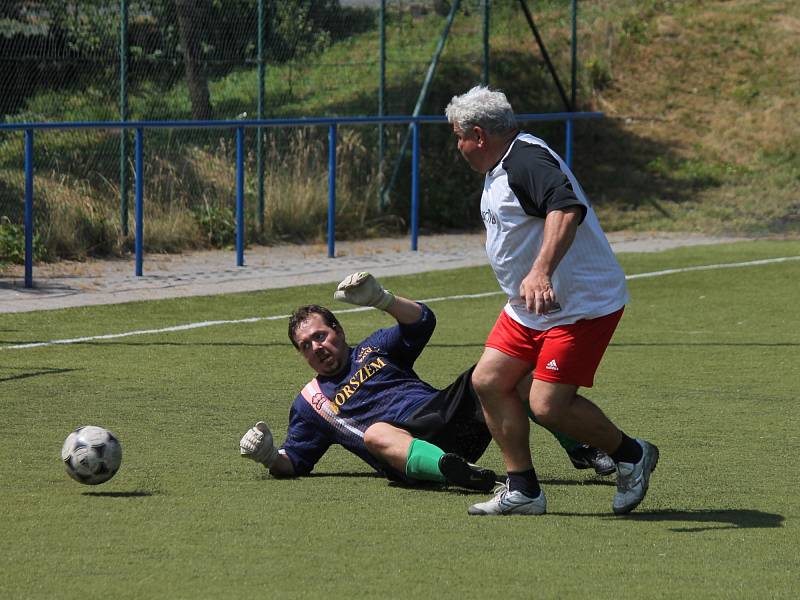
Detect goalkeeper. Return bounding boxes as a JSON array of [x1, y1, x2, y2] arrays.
[[240, 272, 613, 490]]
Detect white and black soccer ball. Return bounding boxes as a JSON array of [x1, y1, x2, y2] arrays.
[[61, 425, 122, 485]]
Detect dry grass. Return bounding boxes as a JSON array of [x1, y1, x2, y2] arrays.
[[1, 0, 797, 265], [599, 2, 799, 158], [576, 0, 799, 233], [0, 127, 390, 264]]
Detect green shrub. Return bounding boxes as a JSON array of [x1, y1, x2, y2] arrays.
[[0, 216, 47, 265], [194, 202, 236, 248]]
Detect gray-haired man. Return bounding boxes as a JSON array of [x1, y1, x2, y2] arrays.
[[445, 86, 659, 516]]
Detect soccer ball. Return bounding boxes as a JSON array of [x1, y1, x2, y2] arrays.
[[61, 425, 122, 485]]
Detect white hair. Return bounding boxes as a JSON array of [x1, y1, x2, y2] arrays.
[[444, 85, 517, 134]]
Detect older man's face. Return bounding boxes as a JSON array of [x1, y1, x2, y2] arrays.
[[452, 123, 488, 173]]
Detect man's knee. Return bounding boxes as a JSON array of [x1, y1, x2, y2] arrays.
[[470, 367, 490, 396], [472, 348, 532, 400], [364, 422, 413, 456], [472, 364, 515, 398], [530, 382, 579, 425], [364, 423, 415, 472], [531, 397, 560, 426], [363, 422, 391, 455]]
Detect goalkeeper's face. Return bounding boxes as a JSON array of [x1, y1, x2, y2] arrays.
[[294, 313, 349, 376]]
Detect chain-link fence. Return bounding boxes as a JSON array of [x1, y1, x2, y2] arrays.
[[1, 0, 586, 263]]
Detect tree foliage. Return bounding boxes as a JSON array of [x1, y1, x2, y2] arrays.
[[0, 1, 375, 118]]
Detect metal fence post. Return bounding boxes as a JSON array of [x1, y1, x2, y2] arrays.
[[411, 121, 419, 251], [256, 0, 266, 232], [119, 0, 129, 236], [134, 127, 144, 276], [236, 126, 245, 267], [482, 0, 490, 86], [378, 0, 386, 208], [24, 129, 34, 288], [0, 113, 603, 280], [571, 0, 578, 110], [565, 117, 573, 169], [381, 0, 461, 207], [327, 124, 337, 258]]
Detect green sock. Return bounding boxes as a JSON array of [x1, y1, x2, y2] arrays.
[[404, 438, 446, 482], [526, 405, 581, 452]]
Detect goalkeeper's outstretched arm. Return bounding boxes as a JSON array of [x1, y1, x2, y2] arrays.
[[333, 271, 422, 324], [268, 453, 295, 477], [240, 421, 295, 477], [382, 293, 423, 324]]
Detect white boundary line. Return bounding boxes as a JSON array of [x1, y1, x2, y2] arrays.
[[4, 256, 799, 351], [625, 256, 800, 279]]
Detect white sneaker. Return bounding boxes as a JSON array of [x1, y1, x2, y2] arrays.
[[613, 439, 659, 514], [467, 482, 547, 516]]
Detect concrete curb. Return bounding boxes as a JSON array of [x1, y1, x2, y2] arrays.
[[0, 232, 749, 313]]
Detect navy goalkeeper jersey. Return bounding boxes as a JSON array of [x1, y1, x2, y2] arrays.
[[280, 303, 439, 477]]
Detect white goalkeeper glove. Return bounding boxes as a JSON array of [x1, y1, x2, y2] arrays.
[[333, 272, 395, 310], [239, 421, 279, 468]]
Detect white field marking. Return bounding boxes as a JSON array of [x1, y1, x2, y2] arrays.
[[625, 256, 800, 280], [4, 256, 798, 351]]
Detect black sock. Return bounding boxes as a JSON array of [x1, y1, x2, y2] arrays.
[[507, 468, 541, 497], [610, 433, 643, 465]]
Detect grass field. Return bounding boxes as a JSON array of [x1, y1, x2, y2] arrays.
[[1, 240, 799, 599]]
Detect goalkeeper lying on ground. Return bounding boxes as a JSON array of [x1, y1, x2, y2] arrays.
[[240, 272, 614, 490]]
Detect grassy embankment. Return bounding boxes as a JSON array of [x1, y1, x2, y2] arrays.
[[0, 0, 797, 266]]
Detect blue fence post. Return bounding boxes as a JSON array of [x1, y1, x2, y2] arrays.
[[327, 124, 336, 259], [24, 130, 34, 288], [134, 127, 144, 276], [0, 114, 603, 282], [565, 116, 573, 169], [410, 120, 419, 251], [236, 126, 245, 267]]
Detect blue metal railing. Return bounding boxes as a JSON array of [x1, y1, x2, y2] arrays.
[[0, 112, 603, 288]]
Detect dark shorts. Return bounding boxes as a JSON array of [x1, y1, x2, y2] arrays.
[[398, 366, 492, 464]]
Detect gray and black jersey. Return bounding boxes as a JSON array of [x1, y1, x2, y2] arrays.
[[481, 132, 628, 330]]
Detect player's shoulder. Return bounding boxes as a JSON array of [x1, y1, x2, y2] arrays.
[[358, 326, 394, 349], [352, 335, 390, 366], [504, 138, 560, 173]]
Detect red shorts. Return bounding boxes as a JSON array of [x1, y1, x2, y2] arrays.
[[485, 308, 624, 388]]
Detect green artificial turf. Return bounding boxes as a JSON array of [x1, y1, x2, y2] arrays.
[[1, 240, 798, 599]]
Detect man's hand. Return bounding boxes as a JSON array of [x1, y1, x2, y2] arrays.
[[240, 421, 279, 467], [334, 272, 395, 310], [521, 206, 580, 315], [519, 270, 561, 315]]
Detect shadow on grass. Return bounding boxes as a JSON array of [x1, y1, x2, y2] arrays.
[[540, 477, 615, 487], [387, 481, 491, 496], [0, 367, 78, 383], [305, 472, 381, 479], [302, 472, 496, 496], [81, 490, 155, 498], [388, 477, 613, 496], [552, 508, 784, 532], [262, 471, 386, 482], [268, 471, 618, 496]]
